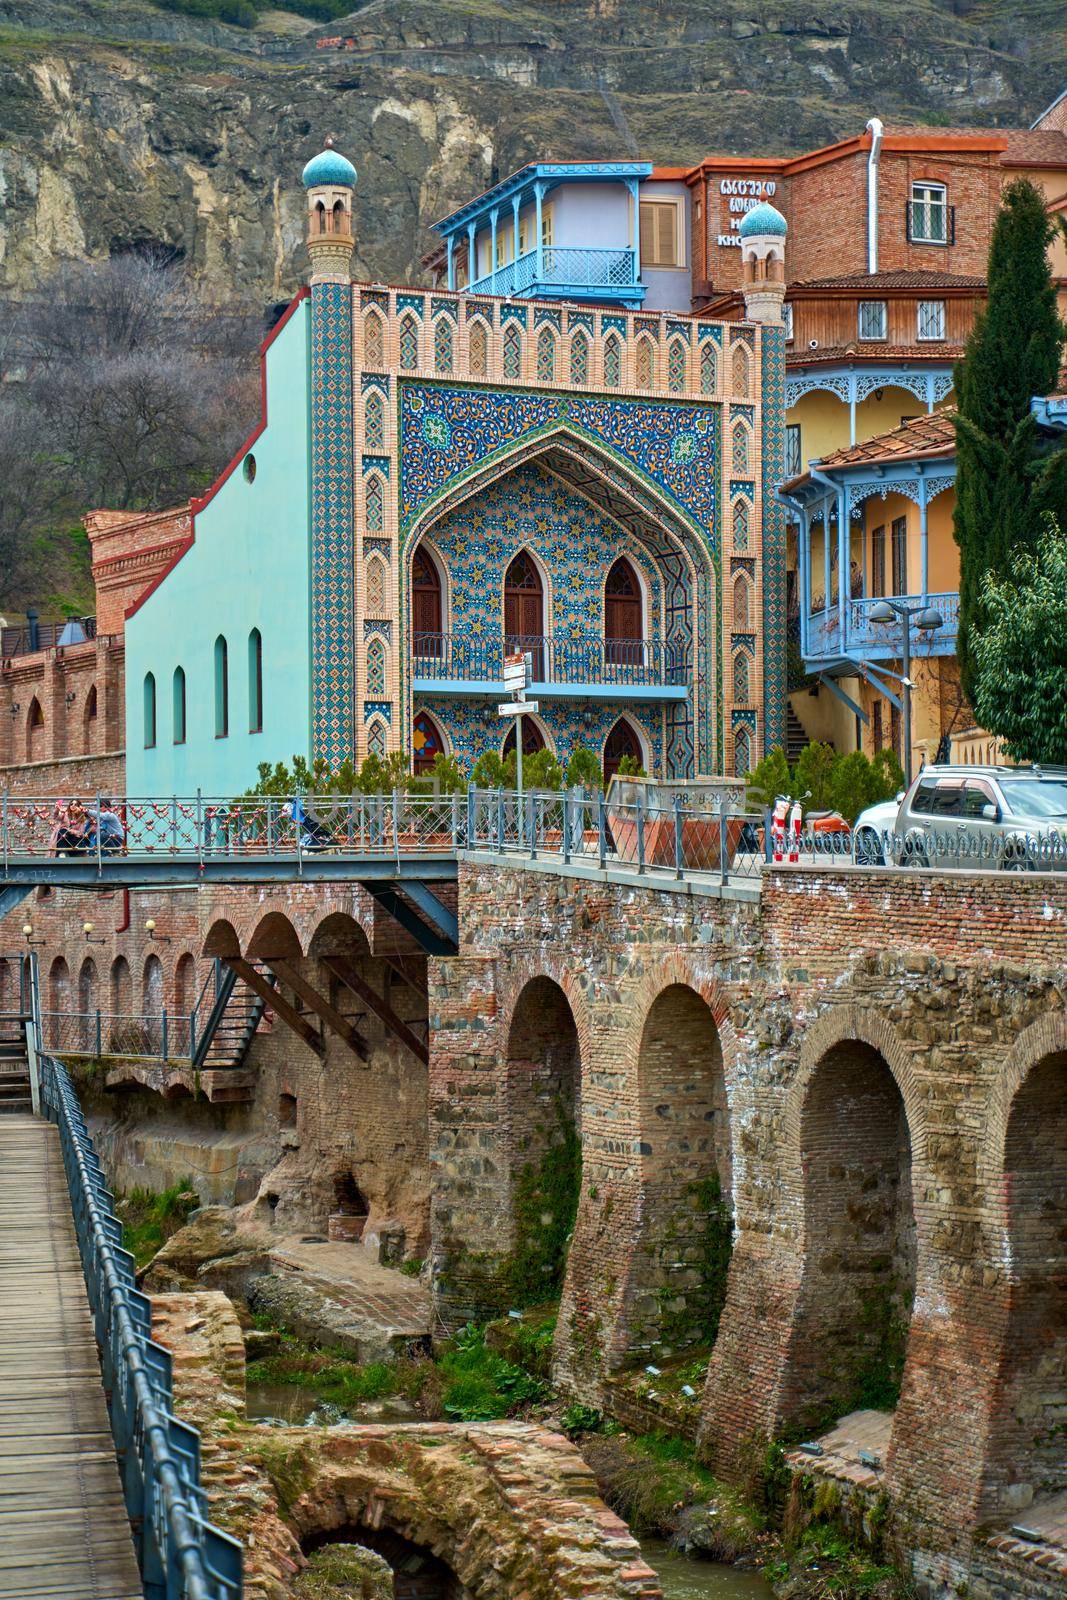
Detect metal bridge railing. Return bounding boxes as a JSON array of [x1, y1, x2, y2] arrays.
[[39, 1049, 243, 1600], [40, 1010, 194, 1064]]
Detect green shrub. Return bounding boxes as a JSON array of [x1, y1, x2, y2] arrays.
[[565, 746, 603, 790], [523, 748, 563, 791]]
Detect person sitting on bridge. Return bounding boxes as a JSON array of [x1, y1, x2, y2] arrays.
[[49, 800, 90, 856], [281, 796, 332, 851], [86, 799, 125, 855]]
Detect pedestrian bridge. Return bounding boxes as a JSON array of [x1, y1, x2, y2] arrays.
[[0, 963, 242, 1599]]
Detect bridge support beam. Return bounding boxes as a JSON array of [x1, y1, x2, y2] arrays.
[[225, 958, 324, 1059], [270, 958, 370, 1062], [322, 955, 428, 1065], [362, 882, 458, 956]]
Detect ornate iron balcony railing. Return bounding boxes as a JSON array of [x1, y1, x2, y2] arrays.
[[804, 591, 959, 662], [468, 246, 637, 297], [412, 632, 688, 686]]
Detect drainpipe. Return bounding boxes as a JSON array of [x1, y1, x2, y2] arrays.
[[865, 118, 883, 275]]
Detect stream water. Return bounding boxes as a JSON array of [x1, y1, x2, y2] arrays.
[[245, 1383, 774, 1599]]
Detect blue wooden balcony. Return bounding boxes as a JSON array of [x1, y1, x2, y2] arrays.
[[468, 246, 641, 304], [411, 633, 689, 701], [804, 591, 959, 667]]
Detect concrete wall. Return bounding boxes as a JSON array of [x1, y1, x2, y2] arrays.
[[124, 298, 312, 798]]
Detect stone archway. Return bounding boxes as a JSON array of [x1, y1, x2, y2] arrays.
[[981, 1046, 1067, 1521], [617, 982, 732, 1363], [782, 1036, 917, 1434], [504, 976, 582, 1307]]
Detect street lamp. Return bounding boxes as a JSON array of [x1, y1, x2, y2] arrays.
[[868, 599, 943, 785]]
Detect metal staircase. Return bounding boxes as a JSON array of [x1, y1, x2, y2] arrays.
[[191, 960, 269, 1103], [0, 1013, 31, 1115]]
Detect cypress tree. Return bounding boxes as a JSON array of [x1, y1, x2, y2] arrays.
[[952, 179, 1066, 702]]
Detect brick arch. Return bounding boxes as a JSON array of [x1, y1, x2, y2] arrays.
[[620, 952, 742, 1097], [246, 912, 303, 962], [202, 918, 241, 960], [306, 909, 373, 962], [981, 1008, 1067, 1193]]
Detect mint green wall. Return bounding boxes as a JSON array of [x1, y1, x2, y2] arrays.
[[124, 299, 311, 798]]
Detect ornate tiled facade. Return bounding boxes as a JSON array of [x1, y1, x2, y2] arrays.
[[307, 279, 782, 778]]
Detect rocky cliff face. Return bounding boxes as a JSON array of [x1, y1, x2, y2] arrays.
[[0, 0, 1063, 308]]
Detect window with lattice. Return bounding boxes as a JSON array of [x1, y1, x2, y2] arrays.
[[731, 342, 750, 393], [365, 557, 388, 615], [367, 719, 386, 757], [398, 314, 420, 371], [363, 311, 384, 367], [667, 339, 687, 392], [603, 334, 622, 388], [502, 322, 523, 380], [366, 636, 386, 697], [700, 340, 717, 394], [733, 652, 750, 704], [433, 317, 454, 373], [733, 573, 751, 630], [363, 389, 385, 451], [732, 421, 750, 474], [536, 326, 556, 383], [468, 319, 488, 376], [733, 727, 751, 778], [635, 338, 655, 389], [732, 500, 750, 550], [569, 331, 589, 386], [364, 475, 384, 532]]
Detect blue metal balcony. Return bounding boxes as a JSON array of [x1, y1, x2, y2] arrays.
[[803, 591, 959, 667], [468, 246, 641, 304], [411, 633, 689, 701]]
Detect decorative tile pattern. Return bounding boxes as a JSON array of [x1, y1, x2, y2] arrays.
[[760, 327, 788, 753], [418, 694, 663, 777], [310, 280, 355, 768]]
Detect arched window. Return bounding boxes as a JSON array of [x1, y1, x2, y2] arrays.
[[732, 499, 750, 551], [733, 726, 752, 778], [143, 672, 156, 749], [48, 957, 71, 1020], [248, 628, 263, 733], [667, 337, 687, 392], [733, 652, 750, 704], [172, 668, 186, 745], [700, 339, 717, 394], [733, 574, 751, 631], [363, 389, 385, 450], [398, 312, 420, 371], [110, 955, 131, 1015], [569, 330, 590, 386], [604, 557, 643, 666], [174, 952, 196, 1017], [433, 316, 454, 374], [731, 342, 750, 393], [413, 710, 446, 775], [504, 551, 544, 676], [502, 321, 522, 380], [635, 337, 655, 389], [26, 697, 43, 762], [143, 953, 163, 1014], [364, 475, 384, 532], [603, 333, 622, 388], [503, 717, 547, 759], [366, 636, 386, 697], [603, 717, 643, 781], [367, 719, 387, 758], [536, 325, 556, 383], [78, 957, 97, 1018], [468, 319, 489, 376], [314, 199, 326, 234], [732, 420, 750, 474], [331, 198, 346, 232], [82, 683, 97, 755], [412, 546, 443, 651], [214, 635, 228, 738], [365, 556, 388, 615], [363, 309, 385, 367]]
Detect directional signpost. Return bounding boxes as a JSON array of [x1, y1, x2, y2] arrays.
[[499, 651, 538, 796]]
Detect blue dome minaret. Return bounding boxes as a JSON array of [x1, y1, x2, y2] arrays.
[[304, 136, 356, 284], [739, 200, 787, 326]]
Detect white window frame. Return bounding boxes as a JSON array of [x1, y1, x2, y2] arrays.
[[910, 181, 948, 245], [782, 302, 794, 342], [858, 300, 888, 341], [917, 299, 945, 341]]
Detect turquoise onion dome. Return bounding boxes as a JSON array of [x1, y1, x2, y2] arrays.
[[302, 143, 357, 189], [738, 201, 787, 238]]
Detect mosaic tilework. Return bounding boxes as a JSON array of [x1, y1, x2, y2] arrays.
[[760, 327, 788, 754], [310, 281, 355, 768], [417, 695, 663, 779], [419, 461, 663, 648], [398, 385, 718, 540]]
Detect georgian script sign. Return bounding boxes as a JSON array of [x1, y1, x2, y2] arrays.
[[716, 176, 778, 247]]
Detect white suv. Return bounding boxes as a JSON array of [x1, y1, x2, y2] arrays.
[[855, 765, 1067, 870]]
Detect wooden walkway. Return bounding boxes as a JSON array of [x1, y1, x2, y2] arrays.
[[0, 1114, 142, 1599]]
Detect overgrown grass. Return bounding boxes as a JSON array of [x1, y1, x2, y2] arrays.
[[116, 1180, 198, 1268], [438, 1321, 548, 1420], [582, 1428, 763, 1553]]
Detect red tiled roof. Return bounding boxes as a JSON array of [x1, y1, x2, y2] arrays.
[[817, 410, 956, 468], [790, 269, 986, 292], [1002, 128, 1067, 165], [786, 342, 966, 367]]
